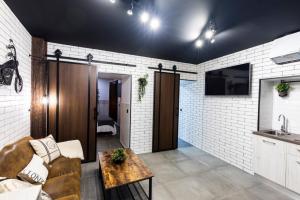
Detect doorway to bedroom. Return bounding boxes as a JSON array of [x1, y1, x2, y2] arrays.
[[96, 72, 132, 152]]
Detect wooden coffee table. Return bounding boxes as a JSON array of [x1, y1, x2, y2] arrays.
[[98, 149, 154, 200]]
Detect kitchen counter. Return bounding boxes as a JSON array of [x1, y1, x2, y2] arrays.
[[253, 130, 300, 145]]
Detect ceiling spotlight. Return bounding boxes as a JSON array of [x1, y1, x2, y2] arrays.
[[195, 39, 204, 48], [110, 0, 116, 3], [127, 1, 133, 16], [210, 38, 216, 44], [127, 9, 133, 15], [150, 18, 160, 30], [205, 29, 215, 39], [140, 12, 150, 23]]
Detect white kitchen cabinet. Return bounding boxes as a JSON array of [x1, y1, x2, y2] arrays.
[[254, 135, 286, 186], [286, 143, 300, 194]]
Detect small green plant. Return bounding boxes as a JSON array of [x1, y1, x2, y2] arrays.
[[111, 148, 126, 164], [138, 74, 148, 101], [276, 82, 290, 97]]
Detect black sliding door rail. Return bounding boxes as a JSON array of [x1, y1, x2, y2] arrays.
[[148, 65, 197, 74], [30, 48, 136, 67]]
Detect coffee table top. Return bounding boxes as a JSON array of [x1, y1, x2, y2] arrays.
[[98, 148, 154, 190]]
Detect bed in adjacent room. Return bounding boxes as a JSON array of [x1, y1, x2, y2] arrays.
[[97, 120, 117, 135]]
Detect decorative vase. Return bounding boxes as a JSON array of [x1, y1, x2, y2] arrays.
[[278, 91, 288, 97]]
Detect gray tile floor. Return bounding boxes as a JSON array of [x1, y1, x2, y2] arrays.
[[81, 134, 300, 200]]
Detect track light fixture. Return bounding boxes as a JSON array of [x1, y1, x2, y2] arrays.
[[127, 0, 134, 16], [150, 18, 160, 30], [195, 20, 217, 48]]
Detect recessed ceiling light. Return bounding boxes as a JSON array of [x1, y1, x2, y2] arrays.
[[140, 12, 150, 23], [195, 39, 204, 48], [110, 0, 116, 3], [205, 29, 215, 39], [150, 18, 160, 30], [127, 9, 133, 16]]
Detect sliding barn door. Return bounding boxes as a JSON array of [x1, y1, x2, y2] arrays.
[[48, 61, 97, 162], [153, 72, 180, 152]]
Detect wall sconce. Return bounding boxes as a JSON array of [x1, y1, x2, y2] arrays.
[[41, 95, 49, 105]]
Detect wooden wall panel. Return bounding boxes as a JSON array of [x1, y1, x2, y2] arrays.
[[31, 37, 47, 138]]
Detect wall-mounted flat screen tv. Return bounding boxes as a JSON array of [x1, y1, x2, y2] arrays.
[[205, 63, 251, 95]]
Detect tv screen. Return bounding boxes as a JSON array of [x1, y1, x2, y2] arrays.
[[205, 63, 251, 95]]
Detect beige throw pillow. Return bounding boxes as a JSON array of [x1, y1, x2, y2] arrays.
[[0, 178, 52, 200], [29, 135, 61, 164], [18, 154, 49, 185]]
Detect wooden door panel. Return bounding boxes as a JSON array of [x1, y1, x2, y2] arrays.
[[58, 63, 89, 159], [88, 66, 97, 161], [48, 61, 97, 162], [153, 72, 180, 152], [159, 73, 175, 150]]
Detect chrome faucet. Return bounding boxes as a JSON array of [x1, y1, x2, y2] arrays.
[[278, 114, 287, 133]]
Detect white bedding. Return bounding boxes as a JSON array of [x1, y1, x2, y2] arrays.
[[97, 124, 117, 135]]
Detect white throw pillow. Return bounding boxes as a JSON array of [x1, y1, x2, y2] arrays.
[[0, 178, 52, 200], [18, 154, 49, 185], [29, 135, 61, 164]]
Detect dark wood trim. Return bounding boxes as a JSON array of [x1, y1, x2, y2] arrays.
[[55, 56, 60, 140], [31, 37, 47, 139]]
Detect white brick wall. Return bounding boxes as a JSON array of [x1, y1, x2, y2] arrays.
[[47, 42, 197, 154], [0, 0, 32, 149], [193, 41, 300, 174]]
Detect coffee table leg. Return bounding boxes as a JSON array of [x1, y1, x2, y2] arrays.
[[149, 178, 152, 200]]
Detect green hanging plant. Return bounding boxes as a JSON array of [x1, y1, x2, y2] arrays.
[[276, 82, 290, 97], [138, 74, 148, 101]]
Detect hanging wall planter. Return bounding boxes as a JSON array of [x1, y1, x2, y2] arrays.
[[276, 82, 290, 97], [138, 74, 148, 101]]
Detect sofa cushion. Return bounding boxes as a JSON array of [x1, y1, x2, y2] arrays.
[[48, 157, 81, 179], [0, 137, 34, 179], [43, 173, 80, 200]]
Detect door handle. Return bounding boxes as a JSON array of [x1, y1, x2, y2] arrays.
[[263, 140, 276, 145], [296, 161, 300, 165]]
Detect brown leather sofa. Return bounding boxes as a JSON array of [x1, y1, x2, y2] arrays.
[[0, 136, 81, 200]]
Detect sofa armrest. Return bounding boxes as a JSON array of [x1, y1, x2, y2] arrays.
[[57, 140, 84, 160]]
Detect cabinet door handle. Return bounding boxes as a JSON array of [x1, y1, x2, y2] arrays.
[[263, 140, 276, 145], [297, 149, 300, 152], [297, 161, 300, 165]]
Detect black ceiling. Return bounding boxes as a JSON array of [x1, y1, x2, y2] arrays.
[[5, 0, 300, 64]]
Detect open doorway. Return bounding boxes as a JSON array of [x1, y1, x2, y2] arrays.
[[178, 80, 195, 148], [96, 72, 132, 152]]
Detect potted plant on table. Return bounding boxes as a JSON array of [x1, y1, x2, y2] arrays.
[[276, 82, 290, 97], [111, 148, 127, 164]]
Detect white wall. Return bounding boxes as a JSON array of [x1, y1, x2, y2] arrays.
[[191, 40, 300, 174], [48, 42, 197, 154], [272, 82, 300, 133], [98, 79, 110, 101], [0, 0, 31, 149]]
